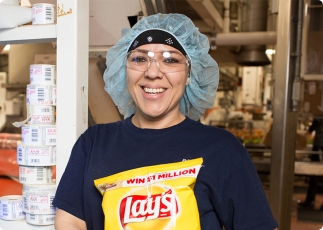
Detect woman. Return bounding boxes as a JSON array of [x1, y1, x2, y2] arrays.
[[53, 13, 278, 230]]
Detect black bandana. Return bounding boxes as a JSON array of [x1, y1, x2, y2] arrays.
[[128, 29, 187, 55]]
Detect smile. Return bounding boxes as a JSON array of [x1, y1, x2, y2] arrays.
[[142, 87, 166, 94]]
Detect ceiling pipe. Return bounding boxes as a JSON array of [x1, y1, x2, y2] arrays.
[[236, 0, 271, 66], [223, 0, 230, 33], [209, 31, 277, 46], [186, 0, 223, 31]]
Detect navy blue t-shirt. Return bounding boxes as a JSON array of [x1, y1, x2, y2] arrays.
[[53, 117, 278, 230]]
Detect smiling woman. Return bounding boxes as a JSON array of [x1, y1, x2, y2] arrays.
[[104, 14, 219, 121], [126, 43, 190, 128], [53, 13, 278, 230]]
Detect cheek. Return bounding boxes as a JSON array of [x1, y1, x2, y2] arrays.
[[125, 74, 134, 97]]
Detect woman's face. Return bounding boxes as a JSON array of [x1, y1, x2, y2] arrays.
[[126, 43, 190, 121]]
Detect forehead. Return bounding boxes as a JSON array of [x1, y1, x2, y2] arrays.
[[136, 43, 180, 53]]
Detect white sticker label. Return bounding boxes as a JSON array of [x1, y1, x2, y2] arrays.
[[32, 4, 55, 25], [0, 196, 25, 220], [26, 213, 56, 225], [23, 193, 56, 214], [30, 65, 56, 85], [26, 85, 56, 106], [19, 166, 52, 184], [21, 125, 56, 146], [44, 127, 57, 145], [17, 144, 56, 166], [27, 105, 55, 125]]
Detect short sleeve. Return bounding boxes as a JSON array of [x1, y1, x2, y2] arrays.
[[214, 154, 278, 230], [52, 133, 88, 220]]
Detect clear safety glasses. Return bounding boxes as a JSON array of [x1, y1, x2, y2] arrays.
[[126, 49, 190, 73]]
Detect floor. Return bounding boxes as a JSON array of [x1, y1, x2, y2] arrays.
[[291, 195, 323, 230], [261, 175, 323, 230], [290, 180, 323, 230]]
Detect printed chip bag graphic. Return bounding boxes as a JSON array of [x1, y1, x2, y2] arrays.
[[94, 158, 203, 230]]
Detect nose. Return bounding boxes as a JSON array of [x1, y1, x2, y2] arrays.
[[145, 59, 162, 78]]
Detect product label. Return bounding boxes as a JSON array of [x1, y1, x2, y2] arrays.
[[19, 166, 52, 184], [26, 85, 56, 106], [0, 197, 25, 220], [30, 65, 55, 85], [32, 4, 55, 24], [28, 105, 55, 125], [44, 127, 56, 145], [17, 144, 56, 166], [26, 213, 56, 225], [22, 126, 41, 145], [21, 125, 56, 146], [23, 193, 56, 214]]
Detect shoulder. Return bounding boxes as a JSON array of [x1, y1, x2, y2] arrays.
[[80, 120, 126, 142], [187, 119, 242, 145], [184, 119, 247, 162]]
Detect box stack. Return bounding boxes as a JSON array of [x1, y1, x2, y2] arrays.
[[18, 64, 57, 226]]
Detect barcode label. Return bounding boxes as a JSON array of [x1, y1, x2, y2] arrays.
[[46, 217, 55, 222], [20, 177, 26, 181], [37, 167, 43, 181], [37, 88, 45, 101], [18, 147, 23, 162], [24, 197, 28, 210], [48, 139, 56, 143], [30, 214, 36, 220], [2, 204, 8, 215], [31, 128, 38, 142], [46, 7, 52, 20], [44, 67, 52, 81], [41, 107, 50, 112], [50, 196, 54, 208]]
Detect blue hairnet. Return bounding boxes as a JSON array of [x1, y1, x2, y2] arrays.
[[103, 13, 219, 120]]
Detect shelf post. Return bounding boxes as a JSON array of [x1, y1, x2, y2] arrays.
[[56, 0, 89, 185]]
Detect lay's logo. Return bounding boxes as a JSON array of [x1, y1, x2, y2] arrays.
[[119, 187, 179, 229]]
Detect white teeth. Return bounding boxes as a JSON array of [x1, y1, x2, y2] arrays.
[[143, 87, 165, 94]]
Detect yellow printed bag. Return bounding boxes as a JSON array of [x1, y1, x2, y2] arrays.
[[94, 158, 203, 230]]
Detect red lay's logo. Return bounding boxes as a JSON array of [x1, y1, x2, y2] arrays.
[[119, 186, 179, 230]]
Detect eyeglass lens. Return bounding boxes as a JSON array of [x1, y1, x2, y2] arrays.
[[126, 49, 189, 73]]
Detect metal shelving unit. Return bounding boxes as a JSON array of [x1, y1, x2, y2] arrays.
[[0, 24, 56, 45], [0, 0, 89, 229]]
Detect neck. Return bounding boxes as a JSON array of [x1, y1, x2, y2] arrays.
[[131, 113, 186, 129]]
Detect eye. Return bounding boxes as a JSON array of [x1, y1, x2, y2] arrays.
[[131, 56, 148, 63], [163, 57, 180, 64]]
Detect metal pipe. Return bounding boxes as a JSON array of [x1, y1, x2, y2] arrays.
[[292, 0, 304, 111], [208, 31, 276, 46], [294, 0, 304, 81], [223, 0, 230, 33], [269, 0, 298, 228], [236, 0, 271, 66]]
